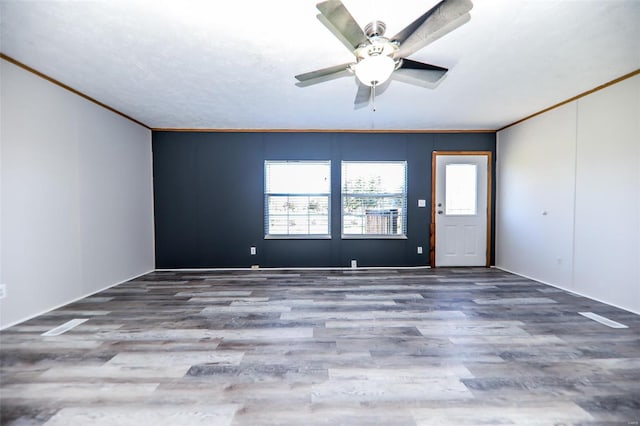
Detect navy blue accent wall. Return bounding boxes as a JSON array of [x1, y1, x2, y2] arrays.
[[153, 132, 496, 268]]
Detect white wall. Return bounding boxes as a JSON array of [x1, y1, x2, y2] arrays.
[[0, 59, 155, 328], [496, 103, 577, 289], [496, 74, 640, 313]]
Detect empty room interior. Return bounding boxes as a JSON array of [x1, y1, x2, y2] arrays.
[[1, 0, 639, 424]]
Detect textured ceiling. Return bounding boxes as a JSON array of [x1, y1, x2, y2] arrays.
[[1, 0, 639, 130]]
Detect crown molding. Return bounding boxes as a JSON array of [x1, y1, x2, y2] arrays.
[[151, 128, 495, 133], [498, 69, 640, 132], [1, 53, 150, 129]]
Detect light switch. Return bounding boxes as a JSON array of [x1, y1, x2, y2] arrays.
[[418, 199, 426, 207]]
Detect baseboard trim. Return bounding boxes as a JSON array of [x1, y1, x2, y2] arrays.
[[155, 265, 432, 272], [494, 266, 640, 316], [0, 269, 155, 330]]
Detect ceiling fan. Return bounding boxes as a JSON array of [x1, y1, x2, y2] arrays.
[[295, 0, 473, 110]]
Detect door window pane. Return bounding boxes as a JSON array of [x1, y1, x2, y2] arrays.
[[445, 164, 477, 215]]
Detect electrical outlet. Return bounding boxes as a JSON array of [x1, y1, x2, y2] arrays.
[[351, 260, 357, 268], [417, 246, 423, 254], [0, 284, 6, 299], [250, 246, 257, 255]]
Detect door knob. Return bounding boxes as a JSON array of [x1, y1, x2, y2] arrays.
[[437, 210, 443, 214]]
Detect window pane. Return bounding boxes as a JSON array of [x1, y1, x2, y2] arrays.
[[287, 218, 309, 234], [307, 197, 329, 215], [266, 161, 330, 194], [268, 215, 289, 235], [268, 196, 289, 214], [342, 161, 407, 237], [342, 162, 406, 193], [265, 161, 331, 237], [445, 164, 477, 215], [343, 214, 365, 235], [308, 215, 329, 234]]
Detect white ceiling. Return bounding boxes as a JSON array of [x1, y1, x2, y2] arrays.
[[1, 0, 638, 131]]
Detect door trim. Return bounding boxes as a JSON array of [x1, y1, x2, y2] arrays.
[[430, 151, 493, 267]]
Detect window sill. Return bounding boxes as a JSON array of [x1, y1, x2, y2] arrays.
[[264, 235, 332, 240], [341, 235, 408, 240]]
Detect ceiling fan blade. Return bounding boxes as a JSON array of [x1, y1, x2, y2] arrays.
[[393, 0, 473, 58], [392, 59, 448, 88], [295, 63, 353, 87], [354, 83, 370, 109], [316, 0, 368, 50], [354, 80, 391, 110], [400, 58, 448, 73], [317, 14, 359, 53]]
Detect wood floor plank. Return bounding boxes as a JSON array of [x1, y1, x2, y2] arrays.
[[1, 267, 639, 424]]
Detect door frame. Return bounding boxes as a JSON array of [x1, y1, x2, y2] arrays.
[[430, 151, 493, 267]]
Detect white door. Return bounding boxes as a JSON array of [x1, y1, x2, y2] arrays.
[[434, 153, 489, 267]]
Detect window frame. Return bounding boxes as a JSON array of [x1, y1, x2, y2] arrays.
[[341, 160, 408, 239], [264, 160, 332, 239]]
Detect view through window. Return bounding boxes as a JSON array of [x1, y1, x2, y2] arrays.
[[342, 161, 407, 237], [264, 161, 331, 237]]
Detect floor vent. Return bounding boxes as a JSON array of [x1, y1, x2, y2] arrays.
[[578, 312, 628, 329], [41, 318, 88, 336]]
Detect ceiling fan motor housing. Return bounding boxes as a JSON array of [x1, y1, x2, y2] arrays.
[[364, 20, 386, 38], [354, 37, 398, 61]]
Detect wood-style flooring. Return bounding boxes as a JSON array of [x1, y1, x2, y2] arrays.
[[1, 268, 639, 425]]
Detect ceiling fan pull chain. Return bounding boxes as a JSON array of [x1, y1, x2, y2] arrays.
[[371, 83, 376, 112]]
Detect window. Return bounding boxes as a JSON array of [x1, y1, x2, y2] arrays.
[[265, 161, 331, 238], [342, 161, 407, 237], [445, 163, 477, 215]]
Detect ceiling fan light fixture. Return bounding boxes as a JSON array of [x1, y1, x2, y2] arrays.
[[354, 55, 395, 87]]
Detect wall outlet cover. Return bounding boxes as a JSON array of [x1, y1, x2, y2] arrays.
[[351, 260, 357, 268]]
